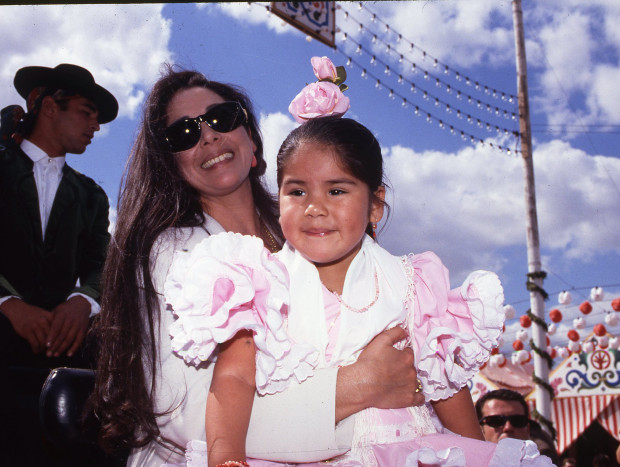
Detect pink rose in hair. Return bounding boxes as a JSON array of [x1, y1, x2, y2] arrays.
[[311, 56, 338, 81], [288, 81, 350, 123]]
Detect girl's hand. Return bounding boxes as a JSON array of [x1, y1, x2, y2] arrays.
[[335, 327, 424, 422]]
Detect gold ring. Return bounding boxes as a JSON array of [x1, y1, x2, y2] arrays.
[[415, 380, 422, 393]]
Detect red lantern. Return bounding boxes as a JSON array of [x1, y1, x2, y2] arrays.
[[513, 340, 524, 351], [491, 347, 499, 355], [549, 308, 563, 323], [594, 324, 607, 337], [549, 347, 557, 359], [612, 297, 620, 312], [567, 329, 580, 342], [546, 335, 551, 347], [579, 301, 593, 315], [520, 315, 532, 328]]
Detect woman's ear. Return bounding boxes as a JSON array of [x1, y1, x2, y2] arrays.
[[370, 185, 386, 223]]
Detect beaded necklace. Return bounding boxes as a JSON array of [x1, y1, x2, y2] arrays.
[[326, 270, 380, 314]]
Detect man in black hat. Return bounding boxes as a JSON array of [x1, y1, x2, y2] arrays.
[[0, 63, 118, 463]]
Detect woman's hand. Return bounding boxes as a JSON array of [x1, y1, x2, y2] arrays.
[[335, 327, 424, 422]]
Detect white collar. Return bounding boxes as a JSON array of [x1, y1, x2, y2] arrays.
[[21, 139, 66, 168]]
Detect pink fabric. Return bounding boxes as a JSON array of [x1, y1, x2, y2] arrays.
[[165, 232, 319, 395]]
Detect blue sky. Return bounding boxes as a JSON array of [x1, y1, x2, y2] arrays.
[[1, 2, 619, 358]]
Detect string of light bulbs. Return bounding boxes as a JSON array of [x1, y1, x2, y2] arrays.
[[338, 34, 520, 151], [343, 2, 518, 104], [345, 54, 519, 154]]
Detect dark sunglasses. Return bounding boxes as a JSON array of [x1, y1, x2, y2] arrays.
[[164, 101, 247, 152], [479, 414, 529, 428]]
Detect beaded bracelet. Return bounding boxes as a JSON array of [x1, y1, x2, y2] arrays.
[[215, 461, 250, 467]]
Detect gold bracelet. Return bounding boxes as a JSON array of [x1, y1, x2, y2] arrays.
[[216, 461, 250, 467]]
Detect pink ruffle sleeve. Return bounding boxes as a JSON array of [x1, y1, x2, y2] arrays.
[[164, 232, 318, 395], [404, 252, 505, 401]]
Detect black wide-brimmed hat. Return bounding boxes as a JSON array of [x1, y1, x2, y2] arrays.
[[14, 63, 118, 124]]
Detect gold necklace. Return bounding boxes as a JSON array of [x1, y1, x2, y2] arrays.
[[326, 270, 380, 314], [259, 217, 280, 253]]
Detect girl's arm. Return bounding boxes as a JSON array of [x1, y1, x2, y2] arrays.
[[206, 330, 256, 467], [431, 386, 485, 441]]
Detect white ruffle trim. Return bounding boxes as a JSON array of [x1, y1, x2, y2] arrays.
[[490, 439, 555, 467], [164, 232, 318, 395], [418, 270, 505, 401]]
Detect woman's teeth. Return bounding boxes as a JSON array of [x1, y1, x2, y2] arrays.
[[201, 152, 233, 168]]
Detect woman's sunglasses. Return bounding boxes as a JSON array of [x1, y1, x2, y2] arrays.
[[479, 414, 529, 428], [164, 101, 247, 152]]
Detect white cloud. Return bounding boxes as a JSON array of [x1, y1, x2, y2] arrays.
[[374, 138, 620, 282], [0, 4, 172, 120]]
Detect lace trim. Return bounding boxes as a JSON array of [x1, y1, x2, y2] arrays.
[[400, 254, 417, 309]]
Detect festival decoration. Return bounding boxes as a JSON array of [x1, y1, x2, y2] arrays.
[[582, 340, 595, 353], [516, 329, 529, 342], [610, 336, 620, 350], [612, 297, 620, 312], [568, 341, 581, 353], [579, 301, 593, 315], [503, 304, 516, 319], [594, 324, 607, 337], [558, 290, 572, 305], [605, 312, 619, 327], [519, 314, 532, 328], [597, 335, 609, 349], [549, 308, 563, 323], [557, 346, 570, 359], [547, 323, 557, 336], [513, 340, 524, 351], [573, 317, 586, 330], [568, 329, 580, 342], [590, 286, 604, 301]]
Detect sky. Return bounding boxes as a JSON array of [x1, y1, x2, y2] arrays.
[[1, 1, 619, 360]]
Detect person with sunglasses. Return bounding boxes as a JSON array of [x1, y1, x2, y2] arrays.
[[91, 65, 423, 466], [475, 389, 533, 443]]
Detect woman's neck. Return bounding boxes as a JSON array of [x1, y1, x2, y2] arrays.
[[201, 183, 261, 237]]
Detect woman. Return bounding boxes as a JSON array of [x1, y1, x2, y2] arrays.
[[92, 65, 423, 466]]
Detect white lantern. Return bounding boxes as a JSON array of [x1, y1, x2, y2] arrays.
[[598, 335, 609, 348], [605, 313, 619, 327], [503, 304, 516, 319], [558, 346, 570, 359], [568, 341, 581, 352], [610, 336, 620, 350], [517, 329, 529, 342], [573, 317, 586, 329], [547, 323, 557, 336], [582, 340, 595, 353], [558, 290, 572, 305], [591, 286, 604, 301]]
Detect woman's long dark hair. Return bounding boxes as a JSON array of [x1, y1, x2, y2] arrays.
[[91, 64, 280, 452]]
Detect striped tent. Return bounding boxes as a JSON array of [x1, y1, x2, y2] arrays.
[[527, 341, 620, 454]]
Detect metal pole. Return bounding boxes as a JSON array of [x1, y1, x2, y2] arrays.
[[512, 0, 551, 428]]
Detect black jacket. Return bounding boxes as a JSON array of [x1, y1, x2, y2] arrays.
[[0, 143, 110, 310]]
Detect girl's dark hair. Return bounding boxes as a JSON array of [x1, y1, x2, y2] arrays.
[[276, 115, 389, 236], [91, 64, 280, 453]]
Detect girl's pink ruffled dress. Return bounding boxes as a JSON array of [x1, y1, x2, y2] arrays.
[[164, 233, 554, 467]]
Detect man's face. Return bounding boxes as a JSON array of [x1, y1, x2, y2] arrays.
[[480, 399, 530, 443], [50, 96, 100, 155]]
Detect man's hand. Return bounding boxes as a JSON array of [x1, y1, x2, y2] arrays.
[[47, 295, 90, 357], [335, 327, 424, 422], [0, 298, 52, 354]]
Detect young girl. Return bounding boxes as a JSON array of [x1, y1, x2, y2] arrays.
[[163, 67, 552, 467]]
